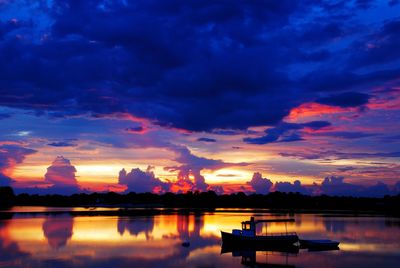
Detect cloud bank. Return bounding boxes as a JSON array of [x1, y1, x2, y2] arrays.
[[245, 173, 398, 197], [1, 1, 398, 132]]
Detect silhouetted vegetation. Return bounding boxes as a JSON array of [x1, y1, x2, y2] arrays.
[[5, 189, 400, 215], [0, 186, 15, 208]]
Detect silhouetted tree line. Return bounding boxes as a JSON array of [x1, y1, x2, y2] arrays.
[[0, 186, 15, 208], [1, 187, 400, 214]]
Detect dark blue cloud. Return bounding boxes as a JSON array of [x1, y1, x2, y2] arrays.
[[300, 49, 331, 62], [212, 129, 259, 136], [125, 126, 144, 133], [0, 1, 399, 132], [274, 180, 310, 195], [300, 67, 400, 94], [349, 18, 400, 68], [47, 141, 77, 147], [0, 18, 26, 39], [316, 92, 370, 107], [380, 134, 400, 143], [246, 172, 273, 194], [355, 0, 375, 9], [0, 173, 13, 186], [320, 176, 392, 197], [320, 176, 360, 196], [298, 22, 344, 45], [0, 113, 11, 120], [244, 121, 330, 145], [197, 137, 217, 143], [301, 121, 332, 129]]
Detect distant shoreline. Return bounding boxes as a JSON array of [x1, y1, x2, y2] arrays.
[[1, 207, 399, 218], [1, 186, 399, 217]]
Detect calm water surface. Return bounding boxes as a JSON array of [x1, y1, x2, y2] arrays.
[[0, 207, 399, 267]]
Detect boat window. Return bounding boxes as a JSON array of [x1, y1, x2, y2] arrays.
[[242, 223, 250, 230]]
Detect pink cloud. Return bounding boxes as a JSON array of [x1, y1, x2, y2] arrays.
[[0, 144, 36, 186], [165, 145, 247, 193], [44, 156, 80, 193], [368, 87, 400, 111]]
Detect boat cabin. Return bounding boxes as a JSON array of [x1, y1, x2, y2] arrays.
[[232, 217, 296, 237], [239, 217, 257, 236]]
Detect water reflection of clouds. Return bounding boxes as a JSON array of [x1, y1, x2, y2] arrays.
[[0, 218, 30, 266], [323, 219, 347, 233], [322, 217, 397, 234], [318, 217, 400, 254], [177, 214, 203, 239], [385, 219, 400, 228], [296, 249, 400, 268], [117, 216, 154, 240], [0, 213, 399, 267], [42, 215, 74, 249]]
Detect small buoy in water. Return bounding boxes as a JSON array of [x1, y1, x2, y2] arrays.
[[181, 241, 190, 247]]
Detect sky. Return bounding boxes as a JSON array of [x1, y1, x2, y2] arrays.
[[0, 0, 399, 197]]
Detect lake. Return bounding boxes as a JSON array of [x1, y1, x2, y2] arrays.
[[0, 207, 399, 267]]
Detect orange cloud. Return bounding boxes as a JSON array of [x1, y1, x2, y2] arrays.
[[286, 102, 356, 121]]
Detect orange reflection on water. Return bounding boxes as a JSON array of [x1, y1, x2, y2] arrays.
[[1, 210, 400, 267], [7, 215, 186, 260]]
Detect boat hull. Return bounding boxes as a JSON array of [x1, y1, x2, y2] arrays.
[[300, 239, 340, 251], [221, 231, 299, 247]]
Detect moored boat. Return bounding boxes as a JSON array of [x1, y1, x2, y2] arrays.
[[221, 217, 299, 247], [300, 239, 340, 250]]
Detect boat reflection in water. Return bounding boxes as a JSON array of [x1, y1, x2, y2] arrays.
[[221, 243, 298, 268], [299, 239, 340, 252], [221, 237, 340, 267], [220, 216, 341, 267]]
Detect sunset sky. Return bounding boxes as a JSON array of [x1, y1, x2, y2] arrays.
[[0, 0, 399, 196]]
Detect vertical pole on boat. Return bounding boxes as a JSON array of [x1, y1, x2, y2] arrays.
[[250, 217, 256, 236]]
